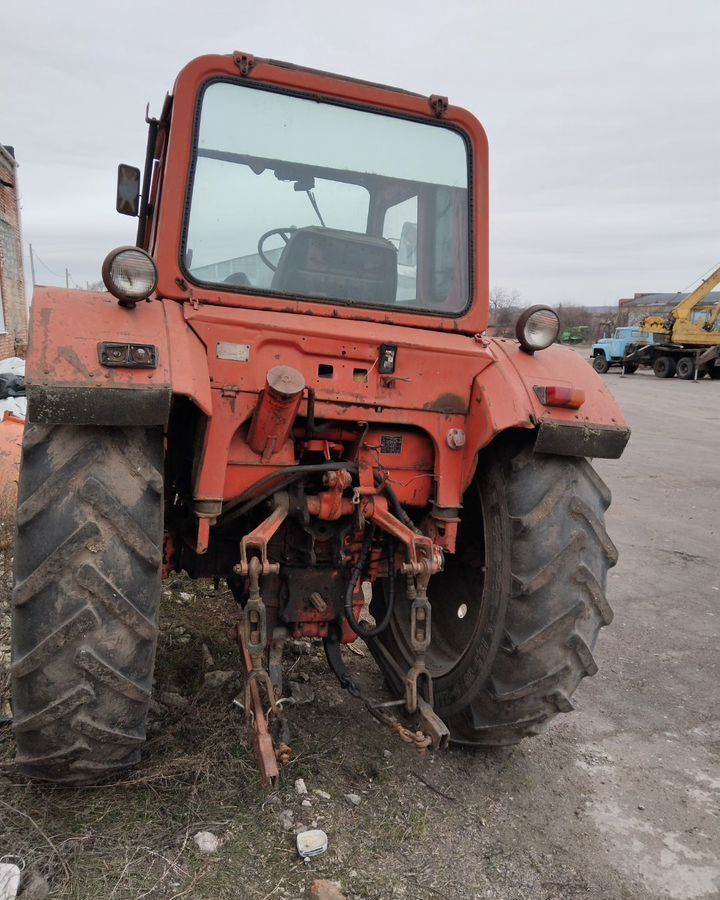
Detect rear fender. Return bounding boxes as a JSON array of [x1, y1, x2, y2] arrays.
[[462, 338, 630, 488], [25, 289, 211, 425]]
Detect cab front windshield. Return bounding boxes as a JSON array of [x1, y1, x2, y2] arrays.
[[184, 81, 470, 314]]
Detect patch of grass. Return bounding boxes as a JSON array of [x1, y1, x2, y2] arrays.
[[1, 683, 285, 897]]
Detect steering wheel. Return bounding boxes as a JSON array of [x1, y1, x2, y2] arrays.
[[257, 227, 296, 272]]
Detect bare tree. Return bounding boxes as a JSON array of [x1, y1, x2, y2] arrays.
[[556, 304, 592, 331], [489, 286, 521, 330]]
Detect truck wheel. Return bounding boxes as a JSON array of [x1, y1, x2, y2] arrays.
[[653, 356, 676, 378], [676, 357, 695, 380], [369, 434, 616, 747], [707, 366, 720, 380], [592, 355, 609, 374], [11, 424, 163, 783]]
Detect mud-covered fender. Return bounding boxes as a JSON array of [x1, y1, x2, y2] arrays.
[[462, 337, 630, 486], [25, 289, 212, 425]]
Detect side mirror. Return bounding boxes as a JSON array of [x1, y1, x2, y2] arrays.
[[116, 164, 140, 216], [397, 221, 417, 267]]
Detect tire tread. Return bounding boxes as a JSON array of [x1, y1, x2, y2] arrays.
[[11, 425, 162, 783], [455, 440, 615, 746]]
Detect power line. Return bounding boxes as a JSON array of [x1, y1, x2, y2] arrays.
[[680, 261, 720, 294], [26, 242, 88, 291], [26, 242, 63, 280]]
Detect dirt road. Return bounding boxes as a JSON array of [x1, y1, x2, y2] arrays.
[[1, 366, 718, 899]]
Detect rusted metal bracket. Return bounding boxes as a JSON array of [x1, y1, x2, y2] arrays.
[[233, 52, 256, 76], [362, 495, 442, 579], [237, 619, 280, 786], [416, 697, 449, 750], [429, 94, 449, 118], [234, 492, 290, 575], [402, 573, 433, 713], [196, 516, 210, 554]]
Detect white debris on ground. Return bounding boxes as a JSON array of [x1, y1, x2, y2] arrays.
[[296, 829, 329, 859], [0, 862, 21, 900], [192, 831, 219, 855], [294, 777, 308, 795], [0, 357, 26, 420]]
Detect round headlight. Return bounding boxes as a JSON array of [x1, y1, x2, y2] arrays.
[[101, 246, 158, 306], [515, 305, 560, 353]]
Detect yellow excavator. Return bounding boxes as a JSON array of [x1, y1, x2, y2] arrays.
[[624, 264, 720, 379]]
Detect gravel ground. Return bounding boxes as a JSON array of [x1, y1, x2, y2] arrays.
[[0, 363, 718, 899]]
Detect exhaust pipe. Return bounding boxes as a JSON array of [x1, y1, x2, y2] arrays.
[[248, 365, 306, 459]]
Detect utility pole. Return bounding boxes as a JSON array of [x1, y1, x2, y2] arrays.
[[28, 243, 36, 287], [65, 268, 69, 289]]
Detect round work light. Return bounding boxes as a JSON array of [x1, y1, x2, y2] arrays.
[[515, 306, 560, 353], [102, 246, 158, 307]]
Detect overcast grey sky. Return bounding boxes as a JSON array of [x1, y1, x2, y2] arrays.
[[2, 0, 718, 305]]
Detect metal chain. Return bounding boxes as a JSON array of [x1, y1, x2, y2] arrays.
[[326, 639, 432, 755]]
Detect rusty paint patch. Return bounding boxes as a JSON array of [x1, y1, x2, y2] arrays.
[[423, 392, 467, 414], [57, 346, 92, 378]]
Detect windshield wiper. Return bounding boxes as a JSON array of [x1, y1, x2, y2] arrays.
[[305, 188, 326, 227]]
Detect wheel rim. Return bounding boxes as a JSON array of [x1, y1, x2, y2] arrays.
[[383, 484, 487, 678], [677, 358, 694, 379]]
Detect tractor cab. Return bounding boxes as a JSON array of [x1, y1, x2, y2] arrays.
[[116, 53, 488, 336]]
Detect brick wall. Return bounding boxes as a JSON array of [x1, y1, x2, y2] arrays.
[[0, 145, 28, 359]]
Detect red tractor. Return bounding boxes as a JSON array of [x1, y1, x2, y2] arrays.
[[11, 53, 629, 784]]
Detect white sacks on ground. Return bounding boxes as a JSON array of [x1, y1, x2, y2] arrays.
[[0, 356, 26, 420]]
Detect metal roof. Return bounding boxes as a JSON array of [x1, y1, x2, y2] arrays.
[[620, 292, 720, 309]]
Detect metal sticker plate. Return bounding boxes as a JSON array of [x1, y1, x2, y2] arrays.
[[217, 342, 250, 362], [380, 434, 403, 455]]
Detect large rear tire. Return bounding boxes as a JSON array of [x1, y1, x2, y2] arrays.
[[369, 435, 616, 746], [11, 424, 163, 783], [676, 357, 695, 380], [653, 356, 676, 378]]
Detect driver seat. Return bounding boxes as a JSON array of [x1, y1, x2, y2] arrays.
[[271, 226, 397, 305]]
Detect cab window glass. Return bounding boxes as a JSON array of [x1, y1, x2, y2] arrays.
[[185, 81, 470, 313]]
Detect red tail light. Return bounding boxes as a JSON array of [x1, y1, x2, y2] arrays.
[[533, 385, 585, 409]]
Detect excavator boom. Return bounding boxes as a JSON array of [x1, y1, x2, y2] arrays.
[[672, 263, 720, 324], [644, 263, 720, 345]]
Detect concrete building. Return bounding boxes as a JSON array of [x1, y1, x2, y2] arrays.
[[0, 145, 28, 358]]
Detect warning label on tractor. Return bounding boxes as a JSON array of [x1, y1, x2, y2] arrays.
[[380, 435, 403, 455]]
